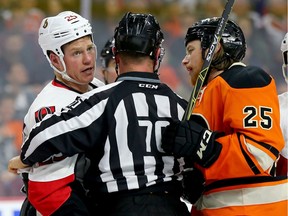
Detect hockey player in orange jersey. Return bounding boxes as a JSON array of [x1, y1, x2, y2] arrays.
[[162, 17, 288, 216]]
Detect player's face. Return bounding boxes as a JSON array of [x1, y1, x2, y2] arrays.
[[182, 40, 204, 86], [62, 36, 96, 84], [102, 59, 117, 84]]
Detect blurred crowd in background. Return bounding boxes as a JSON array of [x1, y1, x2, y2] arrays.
[[0, 0, 286, 197]]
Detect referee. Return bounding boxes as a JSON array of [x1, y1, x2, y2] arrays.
[[12, 12, 190, 216]]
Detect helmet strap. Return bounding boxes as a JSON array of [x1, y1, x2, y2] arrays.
[[114, 51, 119, 75], [153, 47, 165, 74], [282, 64, 288, 84], [115, 63, 119, 75]]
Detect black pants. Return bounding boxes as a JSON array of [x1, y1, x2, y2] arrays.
[[20, 197, 36, 216], [51, 190, 90, 216], [90, 193, 190, 216]]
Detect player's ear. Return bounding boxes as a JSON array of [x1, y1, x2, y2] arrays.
[[50, 52, 63, 70], [215, 42, 222, 53]]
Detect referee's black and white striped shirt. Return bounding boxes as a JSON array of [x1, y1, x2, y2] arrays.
[[21, 72, 188, 193]]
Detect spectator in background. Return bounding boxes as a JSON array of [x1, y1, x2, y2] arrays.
[[253, 0, 287, 93], [0, 94, 23, 196], [158, 49, 184, 97], [160, 3, 196, 100], [1, 34, 25, 71], [4, 62, 39, 119], [21, 8, 52, 84], [99, 37, 117, 84]]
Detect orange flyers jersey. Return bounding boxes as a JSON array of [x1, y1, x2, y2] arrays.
[[191, 63, 287, 215], [192, 63, 284, 183]]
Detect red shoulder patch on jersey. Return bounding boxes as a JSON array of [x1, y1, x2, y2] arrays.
[[35, 106, 56, 123]]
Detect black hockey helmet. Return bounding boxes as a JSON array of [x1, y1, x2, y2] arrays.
[[185, 17, 246, 61], [114, 12, 164, 59], [100, 37, 114, 68]]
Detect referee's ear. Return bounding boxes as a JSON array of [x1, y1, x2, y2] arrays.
[[155, 48, 161, 61]]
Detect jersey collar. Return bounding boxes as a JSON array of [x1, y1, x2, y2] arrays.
[[116, 72, 161, 83], [52, 77, 94, 94]]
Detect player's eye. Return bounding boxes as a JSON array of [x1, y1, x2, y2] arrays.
[[73, 51, 82, 56]]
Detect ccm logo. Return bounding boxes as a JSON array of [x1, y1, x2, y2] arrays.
[[139, 83, 159, 89], [197, 130, 212, 159]]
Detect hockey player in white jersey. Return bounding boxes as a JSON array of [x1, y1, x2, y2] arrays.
[[277, 32, 288, 176], [8, 11, 104, 216]]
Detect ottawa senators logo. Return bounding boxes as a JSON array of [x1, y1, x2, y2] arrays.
[[43, 19, 48, 28], [35, 106, 56, 123]]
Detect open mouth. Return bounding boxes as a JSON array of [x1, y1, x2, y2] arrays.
[[186, 67, 193, 75], [82, 67, 94, 73]]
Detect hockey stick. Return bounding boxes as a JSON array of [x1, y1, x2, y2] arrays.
[[182, 0, 236, 121]]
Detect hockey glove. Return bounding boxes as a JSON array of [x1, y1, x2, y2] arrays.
[[162, 120, 222, 167]]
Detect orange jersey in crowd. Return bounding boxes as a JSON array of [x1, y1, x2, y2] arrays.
[[191, 63, 288, 216]]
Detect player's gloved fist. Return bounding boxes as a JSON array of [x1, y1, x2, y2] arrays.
[[162, 120, 197, 156], [162, 120, 222, 167], [161, 120, 181, 154]]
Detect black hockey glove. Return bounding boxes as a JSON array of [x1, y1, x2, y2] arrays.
[[162, 120, 222, 167]]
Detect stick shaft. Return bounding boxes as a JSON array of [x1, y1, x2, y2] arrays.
[[183, 0, 236, 121]]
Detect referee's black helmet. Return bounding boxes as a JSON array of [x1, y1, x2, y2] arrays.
[[185, 17, 246, 61], [114, 12, 164, 59]]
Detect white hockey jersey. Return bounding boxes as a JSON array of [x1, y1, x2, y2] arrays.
[[21, 77, 104, 216], [278, 92, 288, 173]]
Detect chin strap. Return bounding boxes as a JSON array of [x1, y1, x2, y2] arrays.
[[282, 64, 288, 84]]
